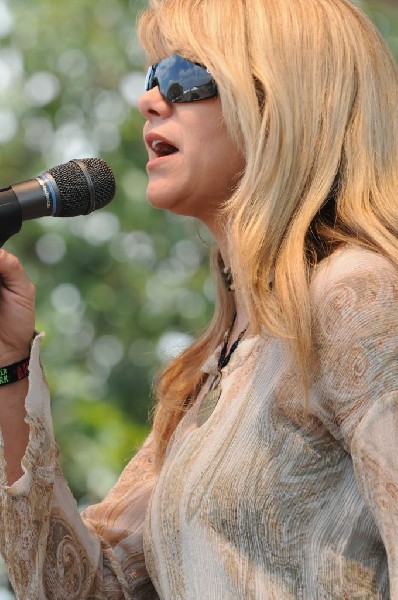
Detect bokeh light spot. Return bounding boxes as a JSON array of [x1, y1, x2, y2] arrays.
[[51, 283, 82, 314], [36, 233, 67, 264], [25, 71, 61, 106], [156, 331, 193, 363], [0, 108, 17, 143], [0, 1, 14, 38]]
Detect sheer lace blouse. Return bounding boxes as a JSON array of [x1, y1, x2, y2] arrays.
[[0, 245, 397, 599]]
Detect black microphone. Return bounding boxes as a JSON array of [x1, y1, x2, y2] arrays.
[[0, 158, 116, 245]]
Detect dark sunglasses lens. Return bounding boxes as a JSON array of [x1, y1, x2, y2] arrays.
[[146, 55, 217, 102]]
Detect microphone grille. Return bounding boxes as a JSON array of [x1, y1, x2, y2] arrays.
[[46, 158, 116, 217]]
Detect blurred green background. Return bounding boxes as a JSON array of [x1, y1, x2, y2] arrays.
[[0, 0, 396, 596]]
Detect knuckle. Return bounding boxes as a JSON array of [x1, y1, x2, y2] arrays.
[[10, 255, 21, 270], [3, 251, 20, 269]]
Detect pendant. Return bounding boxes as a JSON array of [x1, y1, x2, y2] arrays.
[[197, 373, 222, 427]]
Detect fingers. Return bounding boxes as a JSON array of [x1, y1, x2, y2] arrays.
[[0, 250, 36, 362], [0, 249, 35, 298]]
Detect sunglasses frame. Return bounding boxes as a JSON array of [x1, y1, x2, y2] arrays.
[[145, 54, 218, 103]]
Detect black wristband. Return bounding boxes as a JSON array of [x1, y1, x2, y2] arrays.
[[0, 356, 30, 386]]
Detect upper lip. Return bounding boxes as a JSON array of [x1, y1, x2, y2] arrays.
[[145, 132, 179, 156]]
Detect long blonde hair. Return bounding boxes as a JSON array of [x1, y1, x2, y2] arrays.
[[137, 0, 398, 469]]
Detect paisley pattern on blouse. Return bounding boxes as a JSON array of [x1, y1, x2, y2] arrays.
[[44, 513, 92, 599], [0, 245, 397, 599]]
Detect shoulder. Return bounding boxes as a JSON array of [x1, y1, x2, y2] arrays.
[[310, 244, 398, 311], [308, 246, 398, 450], [310, 245, 398, 347]]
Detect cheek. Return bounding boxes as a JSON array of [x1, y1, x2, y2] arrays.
[[205, 134, 244, 190], [192, 150, 243, 210]]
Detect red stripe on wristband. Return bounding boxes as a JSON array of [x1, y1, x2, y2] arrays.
[[0, 356, 30, 386]]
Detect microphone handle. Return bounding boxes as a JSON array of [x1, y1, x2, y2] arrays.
[[0, 173, 60, 246], [11, 174, 60, 220], [0, 187, 22, 247]]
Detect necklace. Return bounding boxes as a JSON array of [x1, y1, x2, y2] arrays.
[[197, 314, 247, 427], [221, 266, 235, 292]]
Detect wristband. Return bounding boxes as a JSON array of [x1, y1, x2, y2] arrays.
[[0, 356, 30, 386]]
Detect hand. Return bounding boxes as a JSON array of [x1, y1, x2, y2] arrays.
[[0, 249, 36, 364]]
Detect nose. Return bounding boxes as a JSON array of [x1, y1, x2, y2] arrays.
[[137, 87, 174, 121]]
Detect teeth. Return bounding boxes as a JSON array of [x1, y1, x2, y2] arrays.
[[151, 140, 163, 150]]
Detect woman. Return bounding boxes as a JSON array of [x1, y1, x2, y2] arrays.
[[0, 0, 397, 597]]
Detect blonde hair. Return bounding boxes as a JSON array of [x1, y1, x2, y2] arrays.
[[137, 0, 398, 469]]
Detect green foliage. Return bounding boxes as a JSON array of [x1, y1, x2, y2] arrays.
[[0, 0, 396, 596], [0, 0, 395, 501], [358, 0, 398, 56], [0, 0, 215, 505], [0, 0, 394, 503]]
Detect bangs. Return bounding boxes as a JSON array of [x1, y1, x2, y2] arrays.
[[137, 0, 247, 70], [137, 0, 210, 66]]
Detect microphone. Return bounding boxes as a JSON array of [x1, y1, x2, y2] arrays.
[[0, 158, 116, 245]]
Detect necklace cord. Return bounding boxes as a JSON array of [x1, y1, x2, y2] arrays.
[[217, 313, 247, 371], [198, 314, 247, 426]]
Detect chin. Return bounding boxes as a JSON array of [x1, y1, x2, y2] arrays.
[[146, 191, 183, 214], [146, 188, 194, 217]]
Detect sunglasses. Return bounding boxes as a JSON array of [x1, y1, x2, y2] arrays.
[[145, 54, 218, 103]]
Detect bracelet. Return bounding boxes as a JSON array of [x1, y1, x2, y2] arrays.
[[0, 356, 30, 386]]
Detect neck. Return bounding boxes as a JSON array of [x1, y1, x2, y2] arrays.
[[202, 218, 250, 339], [231, 295, 249, 340], [217, 235, 249, 339]]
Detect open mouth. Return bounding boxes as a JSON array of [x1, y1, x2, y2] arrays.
[[151, 140, 179, 158]]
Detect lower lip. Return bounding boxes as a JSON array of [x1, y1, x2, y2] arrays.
[[146, 153, 178, 169]]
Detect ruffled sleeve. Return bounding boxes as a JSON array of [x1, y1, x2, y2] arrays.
[[311, 246, 398, 598], [0, 333, 159, 599]]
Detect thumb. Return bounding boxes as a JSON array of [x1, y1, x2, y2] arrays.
[[0, 249, 35, 300]]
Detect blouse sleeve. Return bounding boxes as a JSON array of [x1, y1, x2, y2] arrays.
[[311, 248, 398, 598], [0, 333, 159, 599]]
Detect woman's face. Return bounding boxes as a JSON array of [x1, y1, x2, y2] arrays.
[[137, 86, 245, 232]]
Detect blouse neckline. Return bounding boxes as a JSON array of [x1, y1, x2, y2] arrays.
[[200, 334, 260, 379]]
